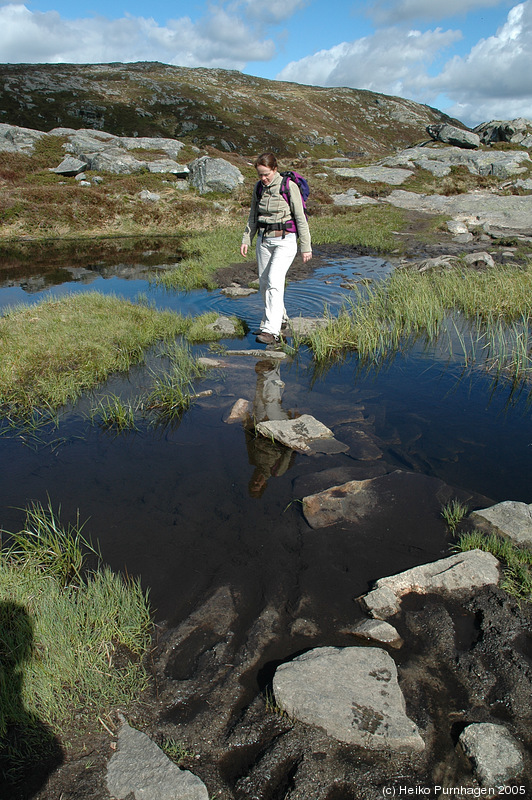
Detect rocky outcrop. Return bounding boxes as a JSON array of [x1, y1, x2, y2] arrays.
[[427, 123, 480, 149], [470, 500, 532, 549], [332, 166, 414, 184], [382, 144, 530, 178], [383, 190, 532, 237], [273, 646, 424, 751], [362, 550, 500, 618], [474, 117, 532, 148]]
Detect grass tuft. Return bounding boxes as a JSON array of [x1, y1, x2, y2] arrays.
[[455, 529, 532, 604]]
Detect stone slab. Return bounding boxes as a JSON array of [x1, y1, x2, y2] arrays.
[[470, 500, 532, 549], [106, 720, 208, 800], [273, 646, 424, 751], [363, 550, 500, 619]]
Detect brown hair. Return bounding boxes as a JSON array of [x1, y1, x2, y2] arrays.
[[254, 152, 278, 170]]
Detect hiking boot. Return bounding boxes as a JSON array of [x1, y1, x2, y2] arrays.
[[255, 331, 280, 345]]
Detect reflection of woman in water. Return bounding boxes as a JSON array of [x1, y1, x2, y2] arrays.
[[0, 602, 62, 797], [246, 360, 296, 497]]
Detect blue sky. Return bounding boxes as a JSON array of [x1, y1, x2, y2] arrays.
[[0, 0, 531, 127]]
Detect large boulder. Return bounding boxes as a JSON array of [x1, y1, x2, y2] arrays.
[[0, 123, 48, 154], [273, 646, 424, 751], [427, 123, 480, 149], [474, 117, 532, 147], [188, 156, 244, 194]]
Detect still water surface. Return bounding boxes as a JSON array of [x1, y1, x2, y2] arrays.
[[1, 245, 531, 625]]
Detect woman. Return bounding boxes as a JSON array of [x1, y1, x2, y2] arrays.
[[240, 153, 312, 345]]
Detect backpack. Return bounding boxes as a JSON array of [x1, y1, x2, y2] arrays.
[[255, 171, 309, 235]]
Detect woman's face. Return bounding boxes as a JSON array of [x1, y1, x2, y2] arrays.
[[256, 165, 277, 186]]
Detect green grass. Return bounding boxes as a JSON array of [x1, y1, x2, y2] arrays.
[[0, 503, 151, 783], [146, 341, 208, 420], [441, 499, 470, 533], [311, 205, 406, 252], [154, 226, 243, 290], [306, 264, 532, 387], [90, 394, 139, 433], [0, 294, 240, 416], [456, 529, 532, 604]]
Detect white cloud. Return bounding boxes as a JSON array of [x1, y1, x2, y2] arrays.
[[366, 0, 506, 25], [277, 2, 532, 127], [426, 1, 532, 123], [0, 2, 275, 67], [277, 25, 461, 97], [241, 0, 309, 23]]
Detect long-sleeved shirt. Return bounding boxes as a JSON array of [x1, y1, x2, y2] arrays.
[[241, 171, 312, 254]]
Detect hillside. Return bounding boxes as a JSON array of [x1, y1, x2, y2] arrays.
[[0, 61, 461, 159]]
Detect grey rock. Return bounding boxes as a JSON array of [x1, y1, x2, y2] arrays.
[[384, 190, 532, 235], [273, 646, 424, 751], [225, 349, 289, 360], [427, 123, 480, 149], [470, 500, 532, 549], [138, 190, 160, 202], [515, 178, 532, 191], [106, 720, 208, 800], [51, 156, 88, 176], [256, 414, 345, 455], [446, 220, 469, 235], [333, 166, 413, 185], [120, 136, 185, 159], [221, 286, 258, 298], [205, 315, 240, 336], [462, 251, 495, 269], [459, 723, 524, 786], [332, 192, 379, 207], [383, 145, 530, 179], [363, 550, 500, 619], [146, 159, 189, 176], [0, 122, 47, 154], [224, 398, 252, 424], [349, 619, 403, 649], [85, 146, 147, 174], [474, 117, 532, 146], [289, 317, 329, 336], [188, 156, 244, 194]]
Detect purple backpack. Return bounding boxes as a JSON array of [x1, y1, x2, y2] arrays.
[[255, 171, 309, 234]]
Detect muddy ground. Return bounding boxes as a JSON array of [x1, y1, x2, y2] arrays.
[[6, 214, 532, 800]]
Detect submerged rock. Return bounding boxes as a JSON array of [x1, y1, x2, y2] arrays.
[[470, 500, 532, 549], [273, 646, 424, 751], [362, 550, 500, 619], [106, 719, 208, 800], [459, 723, 524, 787]]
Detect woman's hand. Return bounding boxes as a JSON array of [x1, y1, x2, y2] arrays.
[[302, 251, 312, 263], [240, 244, 248, 258]]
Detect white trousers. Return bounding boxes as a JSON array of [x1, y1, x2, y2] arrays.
[[256, 232, 297, 335]]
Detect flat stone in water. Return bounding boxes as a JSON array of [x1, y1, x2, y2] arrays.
[[256, 414, 343, 454], [273, 646, 424, 751]]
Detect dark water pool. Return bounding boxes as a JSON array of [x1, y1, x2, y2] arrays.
[[1, 247, 531, 629]]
